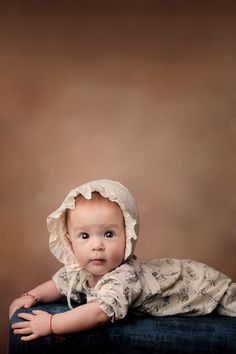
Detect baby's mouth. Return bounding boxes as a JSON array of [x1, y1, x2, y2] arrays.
[[90, 259, 105, 265]]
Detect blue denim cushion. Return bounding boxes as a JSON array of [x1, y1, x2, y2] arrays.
[[8, 302, 236, 354]]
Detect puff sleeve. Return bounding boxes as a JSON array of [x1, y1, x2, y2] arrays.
[[87, 262, 142, 321]]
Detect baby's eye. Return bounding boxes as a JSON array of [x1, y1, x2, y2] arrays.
[[79, 232, 89, 239], [104, 230, 114, 238]]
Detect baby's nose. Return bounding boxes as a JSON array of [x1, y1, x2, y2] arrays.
[[92, 236, 105, 251]]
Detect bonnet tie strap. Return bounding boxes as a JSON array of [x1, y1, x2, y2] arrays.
[[66, 264, 82, 309], [67, 271, 78, 309]]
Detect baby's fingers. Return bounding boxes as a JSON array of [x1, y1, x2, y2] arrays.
[[9, 306, 19, 319], [32, 309, 46, 315], [12, 320, 29, 330], [13, 328, 32, 335], [21, 333, 37, 342], [17, 313, 33, 321], [23, 303, 32, 309]]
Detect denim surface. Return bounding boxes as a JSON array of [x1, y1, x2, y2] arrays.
[[8, 302, 236, 354]]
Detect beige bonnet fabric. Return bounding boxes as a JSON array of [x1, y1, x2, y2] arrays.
[[47, 179, 139, 268]]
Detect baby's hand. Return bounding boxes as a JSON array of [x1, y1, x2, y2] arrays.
[[9, 295, 37, 319], [12, 310, 52, 341]]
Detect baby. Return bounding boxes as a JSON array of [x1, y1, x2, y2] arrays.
[[9, 179, 236, 341]]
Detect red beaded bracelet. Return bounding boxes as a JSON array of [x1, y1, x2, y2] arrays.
[[49, 314, 54, 334], [23, 292, 38, 302]]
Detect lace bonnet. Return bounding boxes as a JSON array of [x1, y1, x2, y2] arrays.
[[47, 179, 140, 267]]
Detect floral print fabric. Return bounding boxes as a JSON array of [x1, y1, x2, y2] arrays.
[[52, 256, 236, 321]]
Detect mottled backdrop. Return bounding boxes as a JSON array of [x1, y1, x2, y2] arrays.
[[1, 1, 236, 351]]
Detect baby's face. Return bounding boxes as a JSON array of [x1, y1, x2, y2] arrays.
[[67, 197, 126, 286]]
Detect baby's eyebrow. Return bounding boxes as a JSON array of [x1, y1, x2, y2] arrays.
[[100, 223, 120, 229], [73, 225, 88, 231]]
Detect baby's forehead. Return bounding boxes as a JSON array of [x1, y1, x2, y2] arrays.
[[66, 193, 125, 228]]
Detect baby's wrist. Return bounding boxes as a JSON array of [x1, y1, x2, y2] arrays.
[[23, 292, 38, 303]]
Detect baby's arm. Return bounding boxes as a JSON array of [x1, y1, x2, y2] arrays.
[[9, 280, 63, 319], [12, 301, 110, 341]]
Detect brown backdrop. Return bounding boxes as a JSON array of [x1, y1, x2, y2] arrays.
[[1, 1, 236, 351]]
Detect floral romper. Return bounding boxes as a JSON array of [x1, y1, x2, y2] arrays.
[[53, 255, 236, 321]]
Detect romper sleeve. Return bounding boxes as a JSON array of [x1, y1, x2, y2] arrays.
[[88, 262, 142, 322]]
